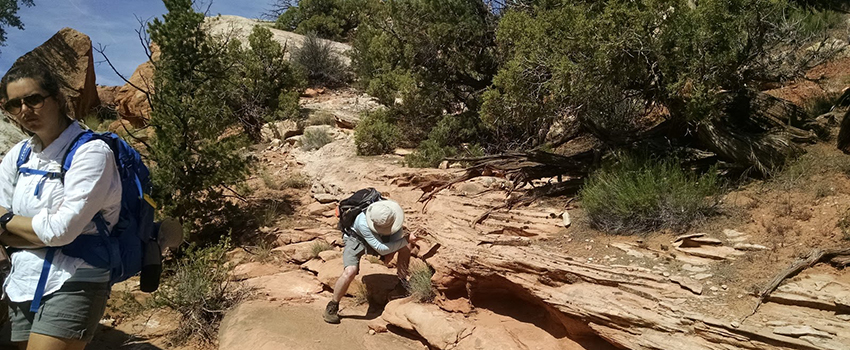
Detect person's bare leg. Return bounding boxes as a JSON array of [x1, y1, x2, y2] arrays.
[[332, 265, 360, 302], [26, 333, 86, 350]]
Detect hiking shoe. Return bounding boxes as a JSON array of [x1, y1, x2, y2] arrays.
[[323, 300, 341, 324]]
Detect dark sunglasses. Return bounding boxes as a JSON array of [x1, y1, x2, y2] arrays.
[[3, 93, 48, 114]]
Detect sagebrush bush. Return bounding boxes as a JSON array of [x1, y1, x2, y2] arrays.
[[407, 260, 435, 302], [301, 128, 334, 151], [355, 109, 401, 155], [292, 32, 349, 87], [581, 156, 721, 235], [307, 111, 337, 126], [283, 172, 311, 189], [153, 237, 246, 345]]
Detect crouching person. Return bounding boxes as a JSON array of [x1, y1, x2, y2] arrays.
[[323, 199, 418, 324]]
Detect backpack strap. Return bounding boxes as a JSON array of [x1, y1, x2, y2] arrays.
[[15, 140, 63, 198], [29, 247, 56, 313]]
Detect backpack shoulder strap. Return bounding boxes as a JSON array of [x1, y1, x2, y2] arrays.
[[16, 141, 32, 170], [60, 130, 119, 174]]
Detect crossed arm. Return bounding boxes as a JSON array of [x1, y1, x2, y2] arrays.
[[0, 207, 45, 249]]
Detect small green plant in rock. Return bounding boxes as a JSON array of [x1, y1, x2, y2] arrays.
[[301, 128, 334, 151], [407, 260, 435, 303], [581, 155, 721, 235], [153, 237, 247, 345], [309, 240, 333, 259]]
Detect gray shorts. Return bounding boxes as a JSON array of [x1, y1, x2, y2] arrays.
[[7, 279, 110, 342], [343, 235, 376, 267]]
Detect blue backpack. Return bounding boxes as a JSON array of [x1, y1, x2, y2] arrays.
[[15, 129, 160, 312]]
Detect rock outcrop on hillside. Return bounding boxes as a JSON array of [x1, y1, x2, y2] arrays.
[[113, 15, 352, 122], [10, 28, 99, 120], [0, 117, 26, 156], [204, 15, 351, 65], [249, 113, 850, 350]]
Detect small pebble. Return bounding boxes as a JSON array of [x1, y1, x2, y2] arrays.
[[663, 272, 671, 277], [369, 329, 376, 335], [731, 321, 740, 328], [721, 285, 728, 290]]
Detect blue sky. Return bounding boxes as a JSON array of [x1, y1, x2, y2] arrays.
[[0, 0, 271, 86]]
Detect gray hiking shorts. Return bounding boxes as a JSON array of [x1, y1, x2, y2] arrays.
[[343, 234, 374, 267], [7, 269, 110, 343]]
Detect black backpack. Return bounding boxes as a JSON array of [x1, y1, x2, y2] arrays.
[[337, 188, 384, 234]]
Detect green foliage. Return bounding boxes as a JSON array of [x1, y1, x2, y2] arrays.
[[406, 260, 435, 302], [309, 240, 333, 259], [307, 111, 337, 126], [351, 0, 499, 145], [355, 109, 401, 155], [405, 140, 457, 168], [153, 237, 246, 345], [405, 113, 487, 167], [292, 32, 349, 87], [485, 0, 833, 148], [226, 26, 306, 140], [274, 0, 363, 41], [0, 0, 33, 55], [788, 6, 845, 37], [581, 156, 721, 235], [301, 127, 334, 151], [147, 0, 251, 237]]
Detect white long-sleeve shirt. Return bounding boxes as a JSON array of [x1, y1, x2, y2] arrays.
[[0, 122, 121, 302]]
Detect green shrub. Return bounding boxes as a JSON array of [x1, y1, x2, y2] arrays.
[[292, 32, 349, 87], [301, 127, 334, 151], [407, 260, 435, 303], [225, 26, 306, 140], [405, 140, 456, 168], [309, 240, 333, 259], [581, 156, 721, 235], [405, 113, 487, 167], [274, 0, 363, 41], [351, 0, 498, 146], [355, 109, 401, 155], [307, 111, 336, 126], [484, 0, 837, 149], [282, 172, 311, 189], [153, 237, 246, 345]]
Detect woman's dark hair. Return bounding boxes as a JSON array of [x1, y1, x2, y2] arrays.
[[0, 62, 70, 118]]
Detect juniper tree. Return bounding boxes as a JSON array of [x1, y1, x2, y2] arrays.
[[147, 0, 250, 236]]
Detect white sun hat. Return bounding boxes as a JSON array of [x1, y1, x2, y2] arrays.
[[365, 200, 404, 235]]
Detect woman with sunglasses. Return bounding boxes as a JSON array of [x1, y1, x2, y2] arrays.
[[0, 63, 121, 350]]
